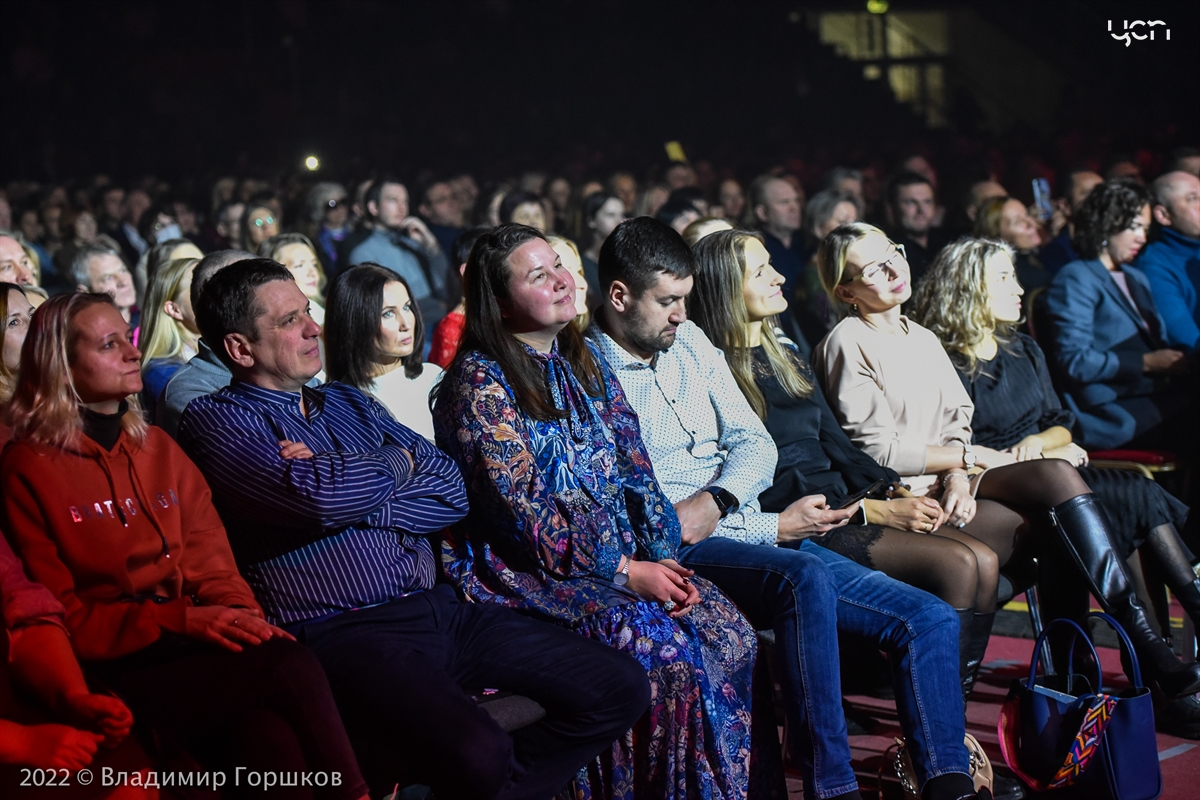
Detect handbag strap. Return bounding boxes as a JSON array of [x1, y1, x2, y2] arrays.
[[997, 692, 1119, 792]]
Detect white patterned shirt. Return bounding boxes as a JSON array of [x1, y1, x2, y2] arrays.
[[591, 321, 780, 546]]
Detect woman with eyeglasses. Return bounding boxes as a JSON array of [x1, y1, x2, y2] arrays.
[[237, 203, 280, 255], [261, 233, 328, 327], [1042, 178, 1195, 452], [1, 292, 369, 800], [812, 222, 1200, 700]]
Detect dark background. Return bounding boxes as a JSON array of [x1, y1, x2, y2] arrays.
[[2, 0, 1197, 185]]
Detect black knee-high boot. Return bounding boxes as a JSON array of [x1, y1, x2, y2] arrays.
[[1143, 523, 1200, 629], [1050, 495, 1200, 698], [956, 609, 996, 702]]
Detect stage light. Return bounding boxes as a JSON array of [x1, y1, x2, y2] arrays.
[[867, 0, 889, 14], [305, 155, 320, 171]]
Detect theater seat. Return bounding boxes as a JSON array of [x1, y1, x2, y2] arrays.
[[1088, 449, 1177, 479]]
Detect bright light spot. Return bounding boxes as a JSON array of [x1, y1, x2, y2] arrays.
[[305, 156, 320, 171], [867, 0, 889, 14]]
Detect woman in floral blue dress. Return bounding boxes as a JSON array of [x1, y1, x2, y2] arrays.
[[433, 224, 756, 800]]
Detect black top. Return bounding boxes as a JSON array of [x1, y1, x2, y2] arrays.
[[81, 400, 129, 451], [753, 344, 899, 513], [951, 333, 1074, 450]]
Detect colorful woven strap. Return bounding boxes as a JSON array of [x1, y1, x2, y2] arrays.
[[997, 693, 1119, 792], [1049, 694, 1119, 788]]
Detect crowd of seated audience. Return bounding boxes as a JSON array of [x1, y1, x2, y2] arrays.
[[1, 144, 1199, 800]]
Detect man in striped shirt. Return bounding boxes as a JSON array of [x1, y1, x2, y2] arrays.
[[178, 259, 649, 800]]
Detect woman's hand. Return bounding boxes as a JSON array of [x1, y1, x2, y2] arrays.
[[61, 692, 134, 748], [1045, 442, 1089, 467], [864, 497, 943, 533], [777, 494, 856, 543], [1008, 434, 1045, 462], [939, 475, 977, 529], [626, 560, 699, 618], [184, 605, 295, 653], [973, 446, 1016, 469]]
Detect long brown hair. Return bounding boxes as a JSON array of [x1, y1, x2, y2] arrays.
[[1, 282, 28, 402], [5, 292, 147, 449], [689, 230, 812, 419], [436, 223, 603, 421]]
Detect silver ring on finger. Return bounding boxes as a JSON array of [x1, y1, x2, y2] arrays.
[[232, 618, 240, 626], [662, 600, 677, 612]]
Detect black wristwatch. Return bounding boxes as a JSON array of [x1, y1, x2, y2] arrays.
[[703, 486, 739, 518]]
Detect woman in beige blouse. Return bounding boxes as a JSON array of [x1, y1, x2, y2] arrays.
[[813, 222, 1200, 700]]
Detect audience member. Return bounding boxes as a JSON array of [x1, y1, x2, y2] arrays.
[[71, 242, 137, 326], [654, 193, 703, 235], [51, 209, 100, 295], [591, 218, 983, 800], [237, 202, 280, 254], [1139, 170, 1200, 350], [1039, 168, 1103, 272], [1164, 146, 1200, 178], [156, 249, 253, 437], [579, 193, 626, 299], [606, 171, 637, 214], [1043, 179, 1194, 450], [1, 292, 369, 800], [307, 182, 351, 278], [139, 237, 203, 305], [973, 196, 1049, 289], [1, 282, 34, 447], [348, 177, 451, 327], [499, 190, 548, 232], [884, 171, 946, 288], [177, 259, 649, 798], [681, 216, 733, 249], [912, 236, 1200, 734], [262, 233, 327, 326], [0, 232, 36, 286], [816, 222, 1200, 700], [717, 178, 745, 222], [434, 223, 754, 800], [545, 235, 591, 330], [746, 175, 806, 305], [137, 257, 201, 423], [324, 264, 442, 439], [796, 190, 861, 345], [428, 226, 487, 368], [418, 179, 466, 256], [962, 179, 1007, 226]]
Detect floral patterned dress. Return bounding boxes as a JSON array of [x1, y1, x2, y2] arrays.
[[434, 339, 756, 800]]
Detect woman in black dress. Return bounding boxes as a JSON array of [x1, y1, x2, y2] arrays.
[[910, 236, 1194, 624]]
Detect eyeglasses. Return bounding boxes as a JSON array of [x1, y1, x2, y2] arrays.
[[326, 199, 347, 210], [253, 216, 276, 227], [842, 242, 907, 286]]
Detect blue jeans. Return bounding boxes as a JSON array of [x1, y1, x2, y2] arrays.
[[679, 537, 968, 800]]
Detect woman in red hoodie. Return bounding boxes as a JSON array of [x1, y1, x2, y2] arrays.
[[1, 292, 368, 800]]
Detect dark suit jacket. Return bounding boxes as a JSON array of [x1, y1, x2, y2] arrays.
[[1044, 258, 1166, 447]]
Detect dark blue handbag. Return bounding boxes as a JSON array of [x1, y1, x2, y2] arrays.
[[998, 612, 1160, 800]]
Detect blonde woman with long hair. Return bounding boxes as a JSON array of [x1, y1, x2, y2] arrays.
[[545, 235, 591, 331], [813, 222, 1200, 699], [0, 291, 370, 798], [138, 257, 200, 421], [911, 236, 1200, 726]]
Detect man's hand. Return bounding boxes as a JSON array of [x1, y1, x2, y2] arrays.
[[674, 492, 722, 545], [401, 216, 441, 255], [777, 494, 855, 543], [184, 605, 295, 653], [279, 439, 314, 459]]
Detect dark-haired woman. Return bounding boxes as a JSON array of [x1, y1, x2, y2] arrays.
[[1043, 178, 1195, 451], [1, 292, 368, 800], [579, 193, 627, 303], [433, 224, 755, 800], [325, 263, 443, 439]]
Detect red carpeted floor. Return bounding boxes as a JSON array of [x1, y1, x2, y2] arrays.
[[783, 630, 1199, 798]]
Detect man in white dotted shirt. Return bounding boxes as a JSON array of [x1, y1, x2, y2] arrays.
[[589, 218, 980, 800]]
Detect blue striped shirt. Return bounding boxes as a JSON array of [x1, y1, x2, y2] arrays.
[[177, 380, 468, 625]]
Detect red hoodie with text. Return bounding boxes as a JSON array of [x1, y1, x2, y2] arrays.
[[1, 427, 261, 660]]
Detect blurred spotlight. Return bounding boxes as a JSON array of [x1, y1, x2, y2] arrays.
[[867, 0, 889, 14], [305, 155, 320, 171]]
